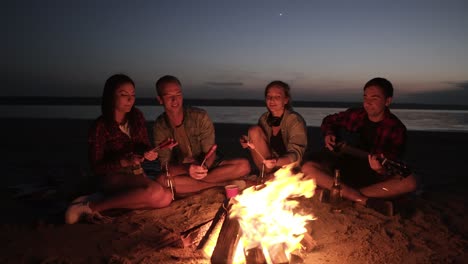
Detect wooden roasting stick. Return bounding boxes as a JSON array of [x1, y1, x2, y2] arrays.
[[242, 134, 268, 188], [252, 147, 265, 162], [152, 138, 178, 152], [153, 138, 178, 200], [245, 134, 266, 161], [165, 162, 175, 200], [132, 139, 177, 175], [200, 144, 218, 168]]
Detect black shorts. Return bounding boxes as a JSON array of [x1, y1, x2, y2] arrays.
[[304, 148, 386, 189]]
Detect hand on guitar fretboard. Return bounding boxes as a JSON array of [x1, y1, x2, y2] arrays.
[[334, 142, 412, 178]]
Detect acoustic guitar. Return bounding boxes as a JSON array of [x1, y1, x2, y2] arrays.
[[333, 142, 412, 178]]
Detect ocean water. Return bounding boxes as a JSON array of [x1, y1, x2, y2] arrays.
[[1, 105, 467, 132]]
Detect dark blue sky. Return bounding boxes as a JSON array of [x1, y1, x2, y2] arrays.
[[3, 0, 468, 104]]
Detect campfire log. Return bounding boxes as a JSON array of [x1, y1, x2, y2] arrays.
[[299, 232, 316, 253], [267, 243, 289, 264], [152, 232, 183, 250], [196, 198, 229, 252], [180, 219, 214, 248], [210, 206, 242, 264], [289, 253, 305, 264], [245, 247, 266, 264]]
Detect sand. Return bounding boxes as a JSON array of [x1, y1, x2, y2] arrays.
[[0, 118, 467, 263]]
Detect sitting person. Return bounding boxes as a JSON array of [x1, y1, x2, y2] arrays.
[[65, 74, 173, 224], [302, 77, 418, 216], [240, 81, 307, 179], [153, 75, 250, 195]]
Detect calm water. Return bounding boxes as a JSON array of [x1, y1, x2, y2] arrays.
[[1, 105, 467, 132]]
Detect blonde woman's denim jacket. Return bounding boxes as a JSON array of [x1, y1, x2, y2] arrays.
[[258, 109, 307, 165]]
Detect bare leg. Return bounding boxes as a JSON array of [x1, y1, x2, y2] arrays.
[[359, 174, 418, 198], [203, 158, 251, 183], [158, 159, 250, 194], [90, 178, 172, 212], [158, 164, 228, 194], [248, 126, 272, 172], [302, 161, 367, 205], [158, 174, 222, 194]]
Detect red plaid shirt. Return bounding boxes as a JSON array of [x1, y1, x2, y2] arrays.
[[321, 107, 407, 159], [88, 108, 152, 176]]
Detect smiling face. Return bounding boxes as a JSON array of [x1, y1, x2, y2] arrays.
[[363, 85, 392, 122], [157, 82, 183, 114], [114, 82, 135, 115], [265, 85, 289, 115]]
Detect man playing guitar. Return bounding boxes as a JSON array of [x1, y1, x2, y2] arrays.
[[302, 78, 419, 216]]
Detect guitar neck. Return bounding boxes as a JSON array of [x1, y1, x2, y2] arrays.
[[335, 142, 411, 177], [337, 143, 370, 160], [337, 144, 388, 163]]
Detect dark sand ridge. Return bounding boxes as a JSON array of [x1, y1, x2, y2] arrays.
[[0, 118, 467, 263]]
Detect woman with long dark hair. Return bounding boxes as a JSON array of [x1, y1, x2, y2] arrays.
[[65, 74, 172, 224]]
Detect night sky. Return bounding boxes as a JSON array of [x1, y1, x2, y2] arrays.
[[3, 0, 468, 105]]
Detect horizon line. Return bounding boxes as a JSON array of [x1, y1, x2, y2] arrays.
[[0, 96, 467, 110]]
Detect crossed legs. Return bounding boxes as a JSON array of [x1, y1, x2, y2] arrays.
[[91, 173, 173, 212], [157, 158, 251, 194], [65, 172, 173, 224], [301, 160, 418, 205]]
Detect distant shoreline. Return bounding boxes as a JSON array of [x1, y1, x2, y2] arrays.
[[1, 96, 468, 110]]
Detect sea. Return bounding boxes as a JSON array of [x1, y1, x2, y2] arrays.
[[1, 105, 467, 132]]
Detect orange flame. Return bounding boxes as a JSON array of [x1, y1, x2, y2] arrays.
[[230, 165, 316, 263]]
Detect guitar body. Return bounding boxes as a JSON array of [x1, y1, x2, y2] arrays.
[[333, 142, 412, 178]]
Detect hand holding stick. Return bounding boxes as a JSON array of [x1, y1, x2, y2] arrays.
[[243, 134, 265, 161], [241, 134, 268, 187], [200, 144, 217, 168]]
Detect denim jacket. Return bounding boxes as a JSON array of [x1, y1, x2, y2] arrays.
[[258, 109, 308, 165], [153, 106, 215, 166]]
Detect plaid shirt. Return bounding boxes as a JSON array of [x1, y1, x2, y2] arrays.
[[88, 108, 152, 176], [321, 107, 407, 159]]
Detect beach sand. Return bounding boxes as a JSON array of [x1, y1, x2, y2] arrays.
[[0, 118, 467, 263]]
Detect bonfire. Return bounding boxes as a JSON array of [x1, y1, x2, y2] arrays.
[[202, 165, 316, 264]]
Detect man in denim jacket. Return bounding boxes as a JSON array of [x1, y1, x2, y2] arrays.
[[153, 75, 250, 195]]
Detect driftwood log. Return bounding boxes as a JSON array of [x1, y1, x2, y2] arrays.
[[196, 198, 229, 251], [210, 202, 242, 264]]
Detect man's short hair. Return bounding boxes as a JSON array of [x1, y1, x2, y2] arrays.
[[155, 75, 182, 97], [364, 77, 394, 98]]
